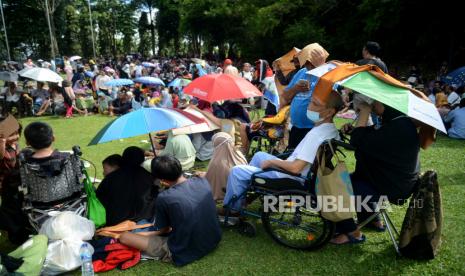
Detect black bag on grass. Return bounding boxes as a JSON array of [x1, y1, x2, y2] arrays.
[[398, 170, 442, 260]]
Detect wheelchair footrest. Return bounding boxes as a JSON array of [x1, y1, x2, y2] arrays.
[[252, 177, 306, 191]]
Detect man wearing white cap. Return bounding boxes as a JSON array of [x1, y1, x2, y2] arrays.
[[282, 43, 329, 148]]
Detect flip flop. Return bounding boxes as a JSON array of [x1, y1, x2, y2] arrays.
[[330, 233, 366, 245]]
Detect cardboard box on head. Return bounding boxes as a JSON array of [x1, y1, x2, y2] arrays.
[[0, 115, 20, 138]]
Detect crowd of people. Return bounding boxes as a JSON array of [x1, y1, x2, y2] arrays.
[[0, 40, 463, 273]]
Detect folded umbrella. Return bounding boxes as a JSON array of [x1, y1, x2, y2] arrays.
[[104, 78, 134, 87], [18, 67, 63, 83], [134, 76, 165, 86], [183, 73, 262, 103]]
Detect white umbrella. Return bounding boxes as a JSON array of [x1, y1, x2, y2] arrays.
[[18, 67, 63, 83], [70, 55, 82, 61], [171, 106, 219, 135]]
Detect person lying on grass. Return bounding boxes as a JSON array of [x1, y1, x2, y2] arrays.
[[220, 90, 344, 213], [119, 155, 221, 266]]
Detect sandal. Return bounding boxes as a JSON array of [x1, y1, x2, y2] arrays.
[[330, 233, 366, 245]]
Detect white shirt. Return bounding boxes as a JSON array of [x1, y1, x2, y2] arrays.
[[287, 123, 340, 176], [448, 91, 460, 105], [96, 75, 112, 91], [240, 71, 253, 82]]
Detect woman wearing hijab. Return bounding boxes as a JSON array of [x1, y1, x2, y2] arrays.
[[201, 132, 247, 201], [96, 146, 159, 226]]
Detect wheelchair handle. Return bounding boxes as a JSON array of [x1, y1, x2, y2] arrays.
[[72, 145, 82, 156]]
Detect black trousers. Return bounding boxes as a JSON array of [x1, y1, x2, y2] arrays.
[[288, 126, 312, 149]]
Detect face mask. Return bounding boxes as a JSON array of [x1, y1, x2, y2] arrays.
[[306, 110, 322, 123]]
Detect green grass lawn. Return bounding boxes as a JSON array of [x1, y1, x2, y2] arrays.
[[2, 115, 465, 275]]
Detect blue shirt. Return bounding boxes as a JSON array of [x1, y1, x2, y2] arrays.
[[285, 67, 318, 128], [154, 177, 221, 266], [445, 107, 465, 139]]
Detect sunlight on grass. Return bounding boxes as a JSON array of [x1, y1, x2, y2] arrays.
[[1, 115, 464, 275]]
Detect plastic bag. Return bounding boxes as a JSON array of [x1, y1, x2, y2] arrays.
[[41, 240, 94, 275], [39, 211, 95, 241]]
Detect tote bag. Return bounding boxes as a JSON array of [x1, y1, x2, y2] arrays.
[[315, 143, 355, 222]]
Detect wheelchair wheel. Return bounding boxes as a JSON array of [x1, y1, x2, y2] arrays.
[[261, 190, 334, 250], [237, 220, 257, 237]]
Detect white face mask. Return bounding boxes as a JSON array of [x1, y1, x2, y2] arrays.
[[306, 110, 323, 123]]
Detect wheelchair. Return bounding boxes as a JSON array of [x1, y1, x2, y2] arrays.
[[246, 106, 290, 160], [17, 146, 92, 232], [222, 138, 355, 250]]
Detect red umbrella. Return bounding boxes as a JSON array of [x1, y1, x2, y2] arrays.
[[183, 74, 262, 103]]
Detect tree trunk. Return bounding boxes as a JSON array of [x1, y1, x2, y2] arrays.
[[49, 13, 59, 56], [149, 7, 156, 57]]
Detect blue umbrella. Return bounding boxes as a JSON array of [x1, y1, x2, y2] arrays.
[[142, 62, 157, 68], [88, 107, 198, 146], [134, 76, 165, 86], [194, 64, 207, 76], [443, 66, 465, 87], [168, 78, 191, 87], [104, 78, 134, 87]]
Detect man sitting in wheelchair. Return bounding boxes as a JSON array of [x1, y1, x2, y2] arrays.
[[222, 90, 344, 212]]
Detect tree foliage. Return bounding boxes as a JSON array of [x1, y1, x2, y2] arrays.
[[1, 0, 464, 72]]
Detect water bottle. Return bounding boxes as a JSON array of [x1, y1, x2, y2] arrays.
[[79, 243, 94, 276]]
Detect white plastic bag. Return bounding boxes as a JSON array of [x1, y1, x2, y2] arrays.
[[41, 240, 94, 275], [39, 212, 96, 275], [39, 211, 95, 241]]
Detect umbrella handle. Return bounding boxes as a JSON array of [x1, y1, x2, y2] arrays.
[[149, 133, 156, 156]]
